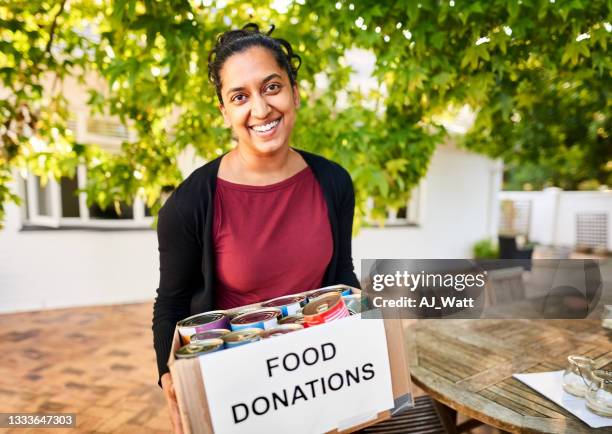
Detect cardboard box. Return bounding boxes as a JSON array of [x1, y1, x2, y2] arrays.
[[168, 288, 412, 434]]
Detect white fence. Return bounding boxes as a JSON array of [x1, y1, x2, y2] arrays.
[[499, 188, 612, 250]]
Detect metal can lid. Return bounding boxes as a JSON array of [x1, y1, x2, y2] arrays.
[[278, 314, 305, 325], [262, 324, 303, 338], [308, 288, 344, 300], [178, 311, 227, 327], [262, 294, 307, 308], [191, 329, 230, 342], [303, 293, 342, 316], [231, 308, 281, 325], [176, 339, 224, 358], [223, 328, 263, 343], [230, 305, 262, 318]]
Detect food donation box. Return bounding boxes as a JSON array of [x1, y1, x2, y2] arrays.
[[168, 287, 412, 434]]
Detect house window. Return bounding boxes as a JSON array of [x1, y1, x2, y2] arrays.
[[89, 202, 134, 220], [86, 118, 130, 140], [21, 165, 153, 229], [60, 176, 80, 218], [35, 176, 54, 217], [366, 182, 425, 227]]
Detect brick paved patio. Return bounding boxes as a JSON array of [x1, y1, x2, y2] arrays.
[[0, 302, 171, 433]]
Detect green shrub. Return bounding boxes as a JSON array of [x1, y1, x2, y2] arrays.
[[473, 239, 499, 259]]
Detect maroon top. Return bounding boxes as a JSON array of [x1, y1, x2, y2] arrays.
[[213, 167, 333, 309]]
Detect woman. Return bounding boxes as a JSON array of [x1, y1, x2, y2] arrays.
[[152, 24, 360, 433]]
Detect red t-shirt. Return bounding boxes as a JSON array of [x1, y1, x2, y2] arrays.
[[213, 167, 333, 309]]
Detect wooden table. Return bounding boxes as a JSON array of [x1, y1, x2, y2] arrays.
[[406, 319, 612, 433]]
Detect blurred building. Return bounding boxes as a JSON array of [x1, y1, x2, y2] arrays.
[[0, 73, 502, 313]]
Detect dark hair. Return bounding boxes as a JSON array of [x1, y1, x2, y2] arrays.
[[207, 23, 302, 104]]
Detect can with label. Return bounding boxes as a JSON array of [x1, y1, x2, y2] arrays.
[[308, 285, 353, 301], [278, 314, 305, 326], [262, 324, 303, 338], [223, 328, 263, 348], [177, 311, 229, 345], [230, 305, 261, 319], [261, 294, 307, 317], [302, 293, 350, 327], [230, 308, 281, 331], [190, 329, 230, 344], [175, 339, 224, 359], [342, 294, 363, 315]]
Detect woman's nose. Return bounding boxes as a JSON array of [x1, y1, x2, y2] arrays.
[[251, 94, 271, 119]]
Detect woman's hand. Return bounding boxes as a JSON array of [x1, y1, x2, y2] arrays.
[[161, 372, 184, 434]]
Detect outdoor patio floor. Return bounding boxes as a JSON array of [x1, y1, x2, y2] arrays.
[[0, 303, 171, 433]]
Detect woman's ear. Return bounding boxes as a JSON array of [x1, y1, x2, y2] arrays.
[[219, 104, 231, 127], [292, 84, 300, 109]]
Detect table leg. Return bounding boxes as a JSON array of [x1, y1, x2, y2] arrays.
[[431, 399, 457, 434]]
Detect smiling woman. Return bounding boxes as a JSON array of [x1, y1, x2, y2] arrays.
[[151, 23, 361, 433]]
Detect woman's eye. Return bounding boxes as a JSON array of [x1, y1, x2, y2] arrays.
[[232, 94, 246, 103]]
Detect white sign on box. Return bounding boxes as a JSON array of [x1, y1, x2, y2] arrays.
[[199, 315, 394, 434]]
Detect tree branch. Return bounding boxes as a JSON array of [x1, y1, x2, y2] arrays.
[[44, 0, 68, 58]]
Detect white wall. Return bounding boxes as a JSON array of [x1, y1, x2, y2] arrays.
[[352, 146, 502, 277], [0, 145, 500, 313], [499, 189, 612, 248], [0, 201, 158, 313]]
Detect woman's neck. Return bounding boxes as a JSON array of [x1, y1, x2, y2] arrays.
[[235, 145, 292, 174], [218, 145, 307, 186]]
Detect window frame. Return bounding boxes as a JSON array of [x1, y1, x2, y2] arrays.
[[21, 164, 154, 230], [365, 181, 426, 228]]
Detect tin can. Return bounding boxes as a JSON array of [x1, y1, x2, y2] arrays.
[[190, 329, 230, 344], [230, 308, 281, 331], [175, 339, 224, 359], [262, 324, 304, 338], [177, 311, 229, 345], [223, 328, 263, 348], [261, 294, 307, 317], [302, 293, 350, 327], [308, 285, 353, 301], [278, 314, 305, 326], [230, 305, 262, 319], [342, 294, 363, 315]]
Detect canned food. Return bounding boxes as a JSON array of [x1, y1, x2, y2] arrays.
[[302, 293, 350, 327], [190, 329, 230, 344], [230, 308, 281, 331], [308, 285, 353, 300], [177, 311, 229, 345], [342, 294, 363, 315], [278, 314, 305, 326], [223, 328, 263, 348], [230, 305, 262, 318], [262, 324, 304, 338], [261, 294, 307, 317], [175, 339, 224, 359]]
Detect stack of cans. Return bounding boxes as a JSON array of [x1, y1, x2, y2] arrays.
[[175, 286, 360, 359]]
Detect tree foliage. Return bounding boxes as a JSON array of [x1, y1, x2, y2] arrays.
[[0, 0, 610, 228]]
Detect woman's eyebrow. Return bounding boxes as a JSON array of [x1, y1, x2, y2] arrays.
[[226, 73, 283, 96], [261, 73, 282, 84]]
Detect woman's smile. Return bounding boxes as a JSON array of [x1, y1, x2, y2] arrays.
[[249, 116, 282, 137]]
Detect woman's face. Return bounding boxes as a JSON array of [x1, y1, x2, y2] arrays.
[[219, 46, 300, 157]]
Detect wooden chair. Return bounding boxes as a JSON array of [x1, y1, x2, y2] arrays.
[[359, 395, 445, 434], [485, 266, 526, 306]]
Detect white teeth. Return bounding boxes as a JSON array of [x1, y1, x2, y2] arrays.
[[251, 119, 280, 132]]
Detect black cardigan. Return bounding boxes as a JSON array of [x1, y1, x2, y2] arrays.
[[152, 149, 360, 383]]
